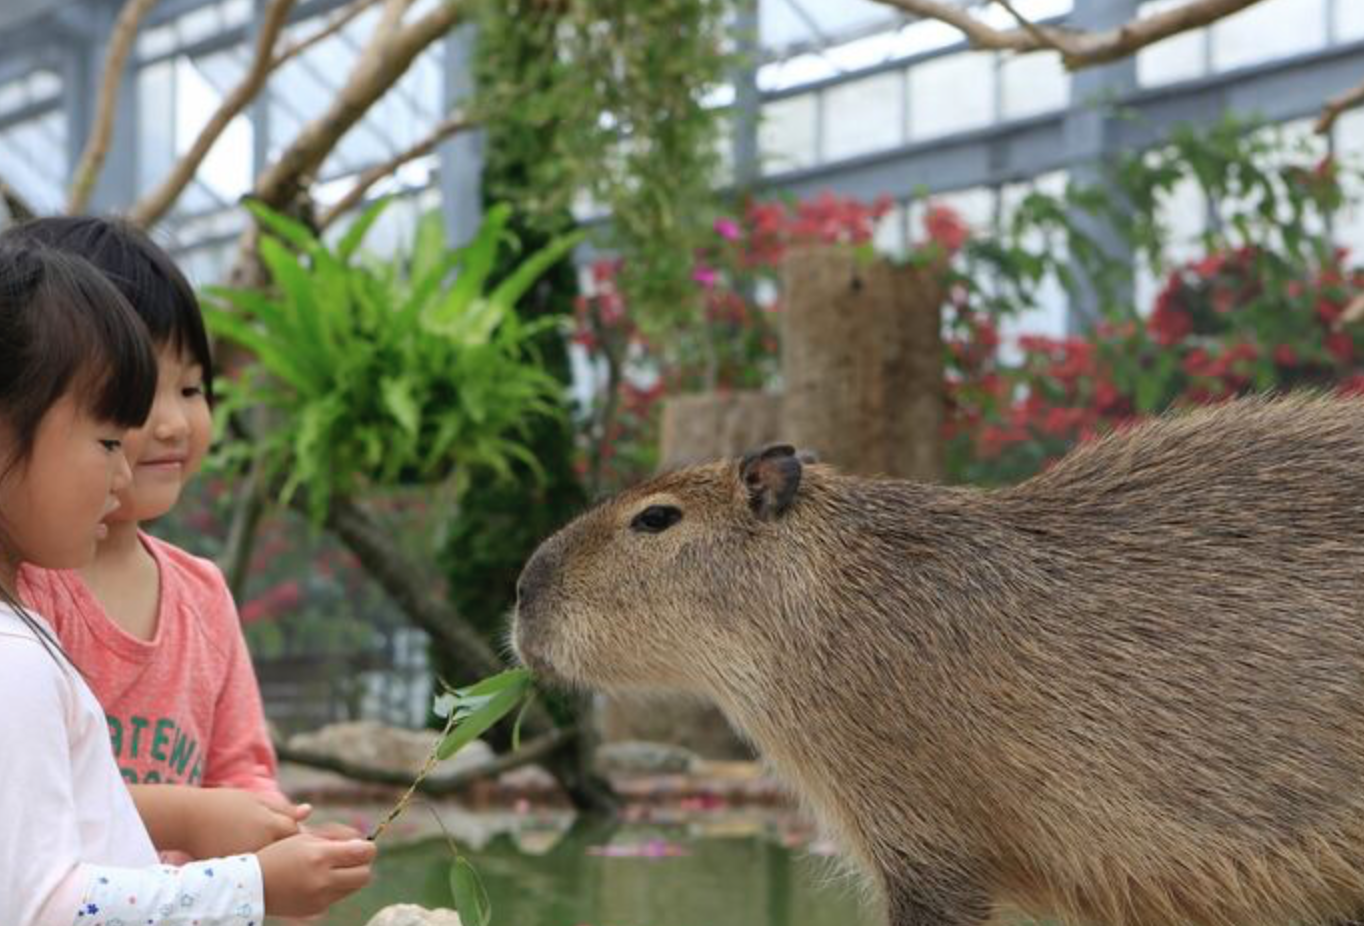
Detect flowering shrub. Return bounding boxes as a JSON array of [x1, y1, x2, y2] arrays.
[[945, 119, 1364, 485], [573, 191, 964, 494]]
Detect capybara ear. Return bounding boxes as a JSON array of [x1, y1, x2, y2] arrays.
[[740, 443, 802, 521]]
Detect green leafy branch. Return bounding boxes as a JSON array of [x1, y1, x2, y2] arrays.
[[369, 668, 537, 926]]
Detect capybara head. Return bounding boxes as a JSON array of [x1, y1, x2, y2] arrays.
[[513, 443, 811, 693]]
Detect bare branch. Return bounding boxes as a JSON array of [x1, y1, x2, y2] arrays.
[[127, 0, 298, 228], [66, 0, 160, 213], [272, 0, 383, 66], [869, 0, 1264, 69], [317, 112, 475, 229], [1317, 73, 1364, 135], [251, 0, 466, 212], [993, 0, 1070, 58], [274, 728, 572, 796]]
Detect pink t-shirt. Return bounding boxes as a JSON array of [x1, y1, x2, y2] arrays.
[[19, 532, 281, 797]]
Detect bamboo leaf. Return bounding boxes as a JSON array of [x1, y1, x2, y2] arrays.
[[449, 857, 492, 926]]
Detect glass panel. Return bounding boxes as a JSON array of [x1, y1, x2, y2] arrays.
[[1136, 1, 1206, 87], [759, 0, 900, 55], [760, 94, 818, 173], [176, 4, 221, 48], [0, 112, 69, 215], [28, 70, 60, 101], [1337, 0, 1364, 40], [887, 18, 960, 58], [909, 52, 994, 141], [137, 60, 176, 195], [821, 71, 903, 162], [1211, 0, 1325, 71], [0, 79, 26, 113], [221, 0, 253, 30], [1000, 52, 1068, 121], [138, 23, 178, 60], [174, 56, 252, 204], [758, 53, 838, 93], [1333, 109, 1364, 256]]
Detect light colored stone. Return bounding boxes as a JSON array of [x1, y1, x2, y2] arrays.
[[596, 739, 699, 775], [364, 904, 463, 926], [288, 720, 493, 777]]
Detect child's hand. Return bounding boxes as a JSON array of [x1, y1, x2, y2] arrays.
[[181, 788, 310, 858], [257, 833, 377, 916]]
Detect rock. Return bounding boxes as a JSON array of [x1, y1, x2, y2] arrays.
[[596, 740, 699, 775], [365, 904, 463, 926], [288, 720, 493, 777], [496, 763, 558, 792]]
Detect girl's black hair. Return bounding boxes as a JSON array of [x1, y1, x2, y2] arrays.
[[6, 216, 215, 402], [0, 239, 159, 663]]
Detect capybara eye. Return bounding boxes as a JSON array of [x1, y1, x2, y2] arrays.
[[631, 505, 683, 533]]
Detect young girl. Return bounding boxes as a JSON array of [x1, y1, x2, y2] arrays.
[[0, 240, 375, 924], [11, 217, 304, 858]]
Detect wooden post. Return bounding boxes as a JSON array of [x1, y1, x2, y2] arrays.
[[780, 244, 947, 481]]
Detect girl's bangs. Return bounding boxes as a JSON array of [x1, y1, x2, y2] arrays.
[[33, 249, 158, 430]]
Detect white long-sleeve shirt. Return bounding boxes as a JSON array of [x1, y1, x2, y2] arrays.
[[0, 605, 265, 925]]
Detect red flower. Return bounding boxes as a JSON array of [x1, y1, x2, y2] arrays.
[[1325, 330, 1355, 363], [1149, 302, 1192, 346], [924, 205, 969, 254]]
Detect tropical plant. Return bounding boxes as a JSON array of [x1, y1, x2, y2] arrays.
[[204, 200, 582, 519]]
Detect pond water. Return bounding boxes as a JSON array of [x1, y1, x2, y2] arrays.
[[310, 810, 878, 926]]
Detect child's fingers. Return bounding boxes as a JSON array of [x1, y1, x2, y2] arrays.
[[324, 839, 378, 869], [328, 864, 375, 894], [304, 821, 365, 841], [255, 792, 309, 819]]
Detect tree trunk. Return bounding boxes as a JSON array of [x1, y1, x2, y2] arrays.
[[780, 245, 947, 482], [598, 389, 782, 759]]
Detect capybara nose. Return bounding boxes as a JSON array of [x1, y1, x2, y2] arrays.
[[516, 546, 555, 614]]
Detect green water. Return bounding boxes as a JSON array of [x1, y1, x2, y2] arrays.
[[316, 812, 877, 926]]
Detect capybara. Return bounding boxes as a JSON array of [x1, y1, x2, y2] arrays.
[[514, 393, 1364, 926]]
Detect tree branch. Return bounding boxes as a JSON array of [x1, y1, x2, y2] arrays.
[[994, 0, 1070, 57], [66, 0, 161, 213], [1317, 73, 1364, 135], [318, 111, 476, 230], [272, 0, 383, 66], [128, 0, 298, 228], [868, 0, 1263, 69], [275, 727, 571, 796], [251, 0, 466, 211]]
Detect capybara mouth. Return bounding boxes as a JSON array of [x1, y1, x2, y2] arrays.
[[510, 609, 566, 684]]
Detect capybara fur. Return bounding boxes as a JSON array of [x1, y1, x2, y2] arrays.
[[513, 393, 1364, 926]]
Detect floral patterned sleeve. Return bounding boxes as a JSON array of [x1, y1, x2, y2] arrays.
[[70, 855, 264, 926]]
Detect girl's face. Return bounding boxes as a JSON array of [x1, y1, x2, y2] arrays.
[[0, 393, 132, 571], [111, 345, 212, 523]]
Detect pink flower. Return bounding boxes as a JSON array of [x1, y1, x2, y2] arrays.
[[713, 217, 741, 241], [692, 265, 718, 288]]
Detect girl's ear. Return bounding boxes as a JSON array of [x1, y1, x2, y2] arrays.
[[739, 443, 802, 521]]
